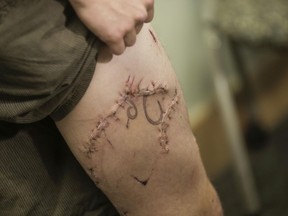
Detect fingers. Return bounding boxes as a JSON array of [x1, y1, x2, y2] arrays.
[[135, 23, 143, 34], [105, 0, 155, 55], [124, 29, 137, 47], [144, 0, 154, 22], [108, 21, 144, 55], [108, 29, 137, 55], [146, 7, 154, 22], [107, 39, 126, 56], [112, 0, 153, 54]]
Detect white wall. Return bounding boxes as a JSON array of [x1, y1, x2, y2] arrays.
[[152, 0, 213, 124]]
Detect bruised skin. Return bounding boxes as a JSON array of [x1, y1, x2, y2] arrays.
[[56, 24, 222, 216]]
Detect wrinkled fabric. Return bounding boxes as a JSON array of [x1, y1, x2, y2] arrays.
[[0, 118, 119, 216], [0, 1, 120, 215], [0, 0, 99, 123]]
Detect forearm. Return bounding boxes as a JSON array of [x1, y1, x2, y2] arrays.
[[56, 24, 222, 216]]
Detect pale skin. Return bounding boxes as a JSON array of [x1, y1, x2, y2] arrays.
[[0, 0, 221, 214], [57, 0, 222, 214], [69, 0, 154, 55], [55, 23, 223, 215]]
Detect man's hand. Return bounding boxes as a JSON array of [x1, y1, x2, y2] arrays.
[[69, 0, 154, 55]]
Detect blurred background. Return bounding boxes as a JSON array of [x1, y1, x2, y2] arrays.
[[152, 0, 288, 215]]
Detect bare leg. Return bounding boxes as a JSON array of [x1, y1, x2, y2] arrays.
[[56, 24, 222, 216]]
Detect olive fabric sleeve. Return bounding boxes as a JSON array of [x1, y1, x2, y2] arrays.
[[0, 118, 119, 216], [0, 0, 100, 123]]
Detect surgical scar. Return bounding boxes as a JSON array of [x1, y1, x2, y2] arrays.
[[81, 76, 179, 187], [126, 99, 138, 128], [143, 96, 164, 125], [83, 76, 179, 157]]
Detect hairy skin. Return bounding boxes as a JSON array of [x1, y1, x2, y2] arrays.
[[56, 24, 222, 216]]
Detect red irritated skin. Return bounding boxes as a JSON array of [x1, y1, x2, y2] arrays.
[[69, 0, 154, 55], [55, 24, 223, 216]]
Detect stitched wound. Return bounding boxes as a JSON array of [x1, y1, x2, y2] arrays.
[[84, 76, 179, 156]]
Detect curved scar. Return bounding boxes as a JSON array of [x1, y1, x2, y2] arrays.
[[126, 99, 138, 120], [143, 96, 164, 125]]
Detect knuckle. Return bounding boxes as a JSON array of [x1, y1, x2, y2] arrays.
[[126, 19, 135, 30], [106, 29, 123, 44], [117, 20, 135, 34], [136, 8, 148, 22]]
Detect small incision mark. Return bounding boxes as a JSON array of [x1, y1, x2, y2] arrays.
[[149, 29, 157, 43], [131, 175, 149, 186]]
